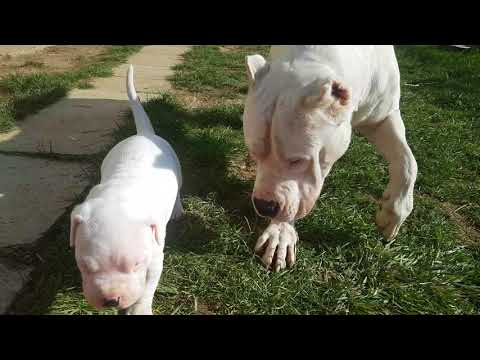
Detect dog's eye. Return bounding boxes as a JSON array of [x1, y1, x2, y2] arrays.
[[288, 158, 306, 168], [79, 257, 98, 274]]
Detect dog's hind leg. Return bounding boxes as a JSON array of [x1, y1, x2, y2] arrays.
[[170, 193, 184, 221]]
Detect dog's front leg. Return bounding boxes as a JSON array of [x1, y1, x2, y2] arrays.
[[255, 220, 298, 272], [121, 249, 164, 315], [358, 110, 418, 240]]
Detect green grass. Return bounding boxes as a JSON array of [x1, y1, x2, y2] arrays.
[[10, 45, 480, 315], [0, 46, 143, 133], [170, 45, 269, 99]]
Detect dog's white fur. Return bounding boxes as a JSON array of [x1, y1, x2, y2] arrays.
[[243, 46, 417, 272], [69, 65, 183, 314]]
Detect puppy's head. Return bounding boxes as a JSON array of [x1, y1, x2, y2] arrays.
[[243, 54, 353, 222], [69, 200, 163, 310]]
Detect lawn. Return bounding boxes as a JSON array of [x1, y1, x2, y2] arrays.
[[11, 45, 480, 315], [0, 45, 142, 133]]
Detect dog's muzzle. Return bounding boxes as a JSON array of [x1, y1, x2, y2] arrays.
[[103, 297, 120, 308], [253, 197, 280, 218]]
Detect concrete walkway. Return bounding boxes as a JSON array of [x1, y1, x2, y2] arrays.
[[0, 45, 190, 313]]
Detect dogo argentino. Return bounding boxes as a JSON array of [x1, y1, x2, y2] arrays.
[[243, 45, 417, 272], [69, 65, 183, 314]]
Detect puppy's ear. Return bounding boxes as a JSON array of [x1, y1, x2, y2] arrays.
[[300, 79, 351, 111], [246, 54, 269, 85], [70, 204, 88, 248]]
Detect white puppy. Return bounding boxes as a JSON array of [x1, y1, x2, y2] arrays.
[[243, 46, 418, 272], [69, 65, 183, 314]]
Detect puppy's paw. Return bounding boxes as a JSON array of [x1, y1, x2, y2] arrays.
[[255, 222, 298, 272], [376, 190, 413, 241], [121, 303, 153, 315]]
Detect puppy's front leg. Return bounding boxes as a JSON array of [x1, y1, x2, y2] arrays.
[[255, 220, 298, 272], [121, 248, 164, 315]]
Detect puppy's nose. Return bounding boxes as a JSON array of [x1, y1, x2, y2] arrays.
[[103, 298, 120, 308], [253, 198, 279, 218]]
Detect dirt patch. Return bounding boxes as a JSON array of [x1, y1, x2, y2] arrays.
[[0, 45, 110, 79], [231, 155, 256, 181], [174, 88, 245, 110], [219, 45, 241, 53], [194, 297, 218, 315]]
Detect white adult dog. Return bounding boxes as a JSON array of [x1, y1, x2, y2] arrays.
[[69, 65, 183, 314], [243, 46, 418, 272]]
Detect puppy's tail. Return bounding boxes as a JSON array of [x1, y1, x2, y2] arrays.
[[127, 64, 155, 136]]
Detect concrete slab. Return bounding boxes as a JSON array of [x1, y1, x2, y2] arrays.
[[0, 46, 190, 155], [0, 98, 131, 155], [0, 154, 90, 313], [0, 154, 90, 247], [0, 263, 31, 314]]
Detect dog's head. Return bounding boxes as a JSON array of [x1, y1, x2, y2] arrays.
[[69, 200, 163, 310], [243, 54, 353, 222]]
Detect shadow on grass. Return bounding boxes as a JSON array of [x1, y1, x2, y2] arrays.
[[117, 94, 261, 252], [396, 45, 480, 113], [165, 214, 218, 255], [300, 223, 363, 252], [1, 75, 70, 121], [0, 85, 69, 133]]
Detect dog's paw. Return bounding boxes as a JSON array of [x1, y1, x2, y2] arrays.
[[255, 222, 298, 272], [121, 303, 153, 315], [376, 190, 413, 241]]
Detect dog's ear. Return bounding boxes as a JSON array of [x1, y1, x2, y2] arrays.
[[300, 79, 351, 111], [70, 204, 88, 248], [246, 54, 269, 85]]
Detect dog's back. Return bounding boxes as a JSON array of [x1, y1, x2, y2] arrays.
[[100, 65, 181, 184], [269, 45, 400, 124], [85, 65, 182, 219]]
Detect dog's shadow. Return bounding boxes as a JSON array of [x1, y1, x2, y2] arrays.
[[117, 94, 260, 253], [164, 214, 215, 254]]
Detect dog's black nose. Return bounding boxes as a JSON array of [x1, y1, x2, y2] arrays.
[[103, 298, 120, 308], [253, 198, 280, 218]]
